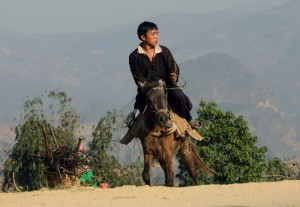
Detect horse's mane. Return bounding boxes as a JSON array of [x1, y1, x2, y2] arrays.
[[147, 73, 160, 83], [142, 75, 164, 93]]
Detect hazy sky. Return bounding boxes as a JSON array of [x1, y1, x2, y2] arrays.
[[0, 0, 289, 34]]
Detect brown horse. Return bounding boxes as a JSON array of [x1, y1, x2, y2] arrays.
[[137, 79, 213, 186]]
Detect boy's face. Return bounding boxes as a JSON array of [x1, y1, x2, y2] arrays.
[[141, 29, 158, 47]]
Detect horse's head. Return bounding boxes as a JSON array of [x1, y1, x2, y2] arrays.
[[138, 79, 171, 128]]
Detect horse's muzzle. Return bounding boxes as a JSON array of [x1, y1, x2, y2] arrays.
[[157, 109, 172, 128]]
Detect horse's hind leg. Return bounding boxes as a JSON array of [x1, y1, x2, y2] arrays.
[[179, 138, 199, 185], [143, 154, 154, 186]]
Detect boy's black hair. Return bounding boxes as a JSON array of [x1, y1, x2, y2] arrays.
[[137, 21, 158, 41]]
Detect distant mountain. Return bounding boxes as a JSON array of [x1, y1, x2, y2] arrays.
[[180, 53, 300, 158], [0, 28, 138, 121], [154, 0, 300, 119], [229, 0, 290, 13], [0, 0, 299, 160], [181, 53, 272, 105]]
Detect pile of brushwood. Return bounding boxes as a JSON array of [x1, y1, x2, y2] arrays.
[[41, 124, 89, 188]]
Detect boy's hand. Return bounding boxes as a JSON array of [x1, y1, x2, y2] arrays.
[[170, 73, 177, 84]]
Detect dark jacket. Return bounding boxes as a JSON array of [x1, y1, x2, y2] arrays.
[[129, 44, 192, 121], [129, 44, 179, 88]]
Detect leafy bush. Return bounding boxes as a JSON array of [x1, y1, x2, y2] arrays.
[[177, 100, 268, 185], [2, 91, 81, 191], [88, 110, 143, 187]]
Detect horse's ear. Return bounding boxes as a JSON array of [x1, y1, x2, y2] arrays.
[[138, 81, 145, 89], [159, 79, 167, 92], [158, 79, 166, 88]]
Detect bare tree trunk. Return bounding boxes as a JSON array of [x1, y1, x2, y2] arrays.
[[48, 124, 59, 149], [40, 123, 53, 165]]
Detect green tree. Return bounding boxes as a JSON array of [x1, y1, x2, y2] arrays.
[[177, 100, 268, 185], [265, 157, 290, 181], [88, 110, 143, 187], [2, 91, 81, 191]]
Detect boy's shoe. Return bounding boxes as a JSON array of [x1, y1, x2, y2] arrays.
[[120, 131, 135, 145], [189, 119, 201, 130]]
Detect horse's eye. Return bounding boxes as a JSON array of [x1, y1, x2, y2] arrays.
[[149, 103, 154, 110]]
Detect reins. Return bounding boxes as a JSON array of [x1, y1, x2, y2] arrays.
[[166, 76, 186, 91], [144, 82, 170, 123], [129, 79, 184, 129]]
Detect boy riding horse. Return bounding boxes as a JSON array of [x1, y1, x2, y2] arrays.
[[121, 21, 200, 144]]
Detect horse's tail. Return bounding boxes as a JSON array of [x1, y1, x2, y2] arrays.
[[179, 137, 215, 176], [190, 140, 215, 175]]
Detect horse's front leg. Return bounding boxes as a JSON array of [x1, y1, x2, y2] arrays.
[[159, 154, 174, 187], [142, 154, 153, 186], [165, 155, 174, 187]]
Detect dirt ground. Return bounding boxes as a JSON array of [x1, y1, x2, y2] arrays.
[[1, 180, 299, 207]]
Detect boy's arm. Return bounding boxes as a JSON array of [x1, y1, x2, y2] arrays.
[[164, 47, 179, 84], [129, 54, 147, 86]]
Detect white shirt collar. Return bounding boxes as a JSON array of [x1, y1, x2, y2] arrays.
[[137, 44, 162, 56]]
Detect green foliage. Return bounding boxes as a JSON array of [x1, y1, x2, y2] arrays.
[[265, 157, 290, 181], [2, 91, 81, 191], [177, 100, 268, 185], [88, 110, 143, 187], [2, 90, 143, 191]]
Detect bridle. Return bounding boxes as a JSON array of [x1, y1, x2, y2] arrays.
[[143, 82, 170, 125]]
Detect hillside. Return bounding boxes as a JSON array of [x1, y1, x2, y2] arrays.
[[0, 0, 299, 160], [154, 0, 300, 122], [181, 53, 300, 158]]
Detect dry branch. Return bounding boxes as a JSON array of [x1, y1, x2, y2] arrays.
[[40, 123, 53, 164], [40, 123, 89, 188], [48, 124, 59, 148]]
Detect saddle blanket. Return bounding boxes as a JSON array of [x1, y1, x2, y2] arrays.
[[120, 111, 204, 145], [170, 111, 204, 141]]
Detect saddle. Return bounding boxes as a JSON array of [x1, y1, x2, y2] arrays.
[[120, 111, 204, 145], [170, 111, 204, 141]]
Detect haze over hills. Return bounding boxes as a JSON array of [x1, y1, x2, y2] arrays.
[[156, 0, 300, 116], [0, 0, 299, 160], [181, 53, 300, 158]]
